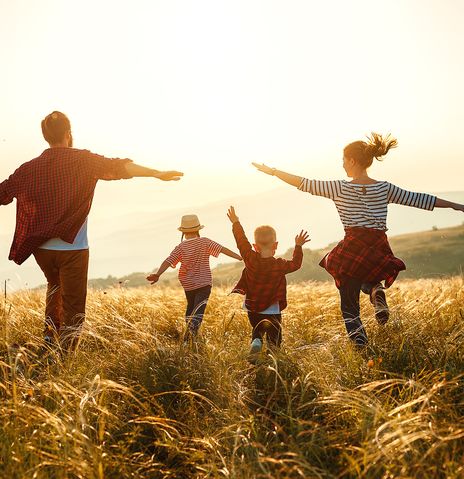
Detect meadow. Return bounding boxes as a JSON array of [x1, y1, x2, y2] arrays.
[[1, 279, 463, 478]]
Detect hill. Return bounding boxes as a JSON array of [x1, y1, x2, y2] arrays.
[[3, 188, 464, 290], [88, 224, 464, 289]]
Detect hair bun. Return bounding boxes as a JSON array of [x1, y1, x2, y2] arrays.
[[366, 132, 398, 160]]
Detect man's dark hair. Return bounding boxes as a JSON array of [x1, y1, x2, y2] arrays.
[[41, 111, 71, 145]]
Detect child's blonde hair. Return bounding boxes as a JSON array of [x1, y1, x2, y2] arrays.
[[254, 225, 277, 247]]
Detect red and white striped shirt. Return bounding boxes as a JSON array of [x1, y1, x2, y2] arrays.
[[166, 237, 222, 291]]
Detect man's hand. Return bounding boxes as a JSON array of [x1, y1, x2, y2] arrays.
[[227, 206, 240, 224], [155, 171, 184, 181], [295, 230, 310, 246], [252, 162, 275, 176], [146, 273, 159, 284]]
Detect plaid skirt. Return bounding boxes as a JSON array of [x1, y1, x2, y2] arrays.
[[320, 227, 406, 289]]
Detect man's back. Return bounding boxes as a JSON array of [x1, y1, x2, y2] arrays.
[[0, 147, 131, 264]]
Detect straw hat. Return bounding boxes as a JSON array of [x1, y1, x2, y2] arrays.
[[178, 214, 204, 233]]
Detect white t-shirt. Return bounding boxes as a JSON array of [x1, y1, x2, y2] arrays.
[[243, 301, 281, 314], [39, 218, 89, 250]]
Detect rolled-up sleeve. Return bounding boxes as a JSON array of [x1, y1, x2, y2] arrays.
[[86, 150, 134, 181], [0, 175, 16, 205]]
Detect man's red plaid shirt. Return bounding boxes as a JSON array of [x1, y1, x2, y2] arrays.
[[231, 221, 303, 313], [0, 147, 133, 264]]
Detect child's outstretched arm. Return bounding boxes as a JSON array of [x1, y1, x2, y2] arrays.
[[227, 206, 255, 263], [220, 246, 242, 261], [283, 230, 310, 273], [252, 163, 302, 187], [435, 197, 464, 212], [146, 260, 171, 284]]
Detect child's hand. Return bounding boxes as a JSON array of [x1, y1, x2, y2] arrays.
[[295, 230, 310, 246], [146, 273, 159, 284], [252, 162, 275, 176], [227, 206, 240, 223]]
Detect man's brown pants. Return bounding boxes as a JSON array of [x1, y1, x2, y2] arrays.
[[34, 249, 89, 351]]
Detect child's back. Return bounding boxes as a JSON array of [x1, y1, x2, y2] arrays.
[[147, 214, 242, 340], [167, 237, 221, 291]]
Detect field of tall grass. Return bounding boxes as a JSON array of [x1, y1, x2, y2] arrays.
[[1, 278, 463, 478]]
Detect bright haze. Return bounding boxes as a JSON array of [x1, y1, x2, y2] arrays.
[[1, 0, 464, 289]]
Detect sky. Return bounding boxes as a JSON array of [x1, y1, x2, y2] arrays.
[[1, 0, 464, 287]]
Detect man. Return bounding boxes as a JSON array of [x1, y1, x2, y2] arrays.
[[0, 111, 183, 351]]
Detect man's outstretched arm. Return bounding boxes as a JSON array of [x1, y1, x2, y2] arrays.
[[125, 163, 183, 181]]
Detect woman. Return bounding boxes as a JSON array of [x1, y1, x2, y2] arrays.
[[253, 133, 464, 347]]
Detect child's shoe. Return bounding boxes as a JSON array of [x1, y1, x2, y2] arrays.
[[250, 338, 263, 354], [248, 338, 263, 364]]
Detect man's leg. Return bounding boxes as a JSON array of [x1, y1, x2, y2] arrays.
[[33, 249, 62, 344], [186, 285, 211, 336], [58, 250, 89, 352], [339, 279, 368, 346]]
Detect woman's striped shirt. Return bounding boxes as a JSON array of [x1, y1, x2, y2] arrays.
[[298, 179, 436, 231], [167, 237, 222, 291]]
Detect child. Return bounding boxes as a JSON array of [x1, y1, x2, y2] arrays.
[[147, 214, 242, 339], [226, 206, 310, 355], [252, 133, 464, 347]]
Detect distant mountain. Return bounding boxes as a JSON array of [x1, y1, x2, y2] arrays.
[[88, 224, 464, 289], [2, 187, 464, 290]]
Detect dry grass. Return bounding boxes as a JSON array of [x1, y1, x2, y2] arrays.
[[1, 278, 463, 478]]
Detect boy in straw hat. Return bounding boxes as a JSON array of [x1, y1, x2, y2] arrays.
[[227, 206, 310, 358], [147, 214, 242, 339]]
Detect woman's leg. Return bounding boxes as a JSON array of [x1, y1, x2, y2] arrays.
[[339, 279, 368, 346], [362, 282, 389, 325]]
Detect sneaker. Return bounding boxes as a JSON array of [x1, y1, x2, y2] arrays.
[[370, 285, 389, 325], [248, 339, 264, 365], [249, 338, 263, 355]]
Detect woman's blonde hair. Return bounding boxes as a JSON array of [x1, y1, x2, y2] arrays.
[[344, 133, 398, 168]]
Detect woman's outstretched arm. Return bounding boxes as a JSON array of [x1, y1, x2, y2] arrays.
[[435, 197, 464, 212], [252, 162, 302, 187]]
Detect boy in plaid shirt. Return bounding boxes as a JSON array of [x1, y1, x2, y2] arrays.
[[227, 206, 310, 356]]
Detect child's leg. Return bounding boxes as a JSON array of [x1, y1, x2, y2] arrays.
[[263, 314, 282, 347], [186, 285, 211, 336], [339, 279, 368, 346], [247, 312, 266, 342]]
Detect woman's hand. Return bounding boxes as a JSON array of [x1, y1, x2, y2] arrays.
[[155, 171, 184, 181], [227, 206, 240, 223], [146, 273, 159, 284], [252, 162, 275, 176], [295, 230, 311, 246]]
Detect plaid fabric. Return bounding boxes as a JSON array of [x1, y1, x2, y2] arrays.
[[231, 222, 303, 312], [320, 227, 405, 288], [0, 147, 133, 264]]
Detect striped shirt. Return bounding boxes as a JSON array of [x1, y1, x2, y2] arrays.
[[298, 179, 436, 231], [166, 237, 222, 291]]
